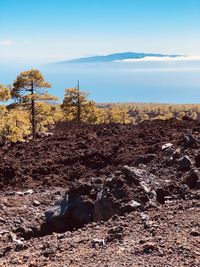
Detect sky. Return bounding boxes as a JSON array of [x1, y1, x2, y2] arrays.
[[0, 0, 200, 63]]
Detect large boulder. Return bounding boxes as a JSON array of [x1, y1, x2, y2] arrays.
[[44, 191, 93, 233], [93, 166, 166, 221], [43, 166, 173, 232]]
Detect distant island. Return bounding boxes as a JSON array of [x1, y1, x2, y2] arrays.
[[58, 52, 181, 64]]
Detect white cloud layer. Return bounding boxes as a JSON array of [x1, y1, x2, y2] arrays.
[[119, 56, 200, 62]]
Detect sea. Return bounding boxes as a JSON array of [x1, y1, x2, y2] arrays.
[[0, 58, 200, 104]]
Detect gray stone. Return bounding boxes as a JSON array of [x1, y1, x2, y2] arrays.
[[185, 169, 199, 189], [122, 200, 141, 212], [33, 200, 40, 206], [142, 241, 158, 254], [195, 154, 200, 167], [44, 192, 93, 232], [134, 154, 156, 166], [163, 147, 175, 158], [93, 186, 118, 222], [24, 189, 33, 195], [0, 216, 5, 223], [10, 232, 24, 247], [36, 131, 53, 138], [183, 134, 197, 147], [126, 200, 141, 208], [190, 229, 200, 236], [178, 156, 192, 170], [91, 239, 105, 247], [162, 143, 173, 151], [173, 149, 181, 159], [196, 180, 200, 189], [140, 212, 153, 229]]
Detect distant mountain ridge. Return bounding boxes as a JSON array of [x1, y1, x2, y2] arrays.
[[59, 52, 181, 63]]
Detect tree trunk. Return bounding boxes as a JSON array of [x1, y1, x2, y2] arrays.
[[77, 80, 81, 123], [31, 82, 36, 139]]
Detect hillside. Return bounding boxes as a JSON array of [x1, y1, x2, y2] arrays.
[[59, 52, 180, 63], [0, 119, 200, 266]]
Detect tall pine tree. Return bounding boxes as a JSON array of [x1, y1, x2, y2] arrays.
[[11, 69, 57, 138]]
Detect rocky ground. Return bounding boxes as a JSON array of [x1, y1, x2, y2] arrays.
[[0, 118, 200, 266]]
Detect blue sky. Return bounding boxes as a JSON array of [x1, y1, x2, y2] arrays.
[[0, 0, 200, 62]]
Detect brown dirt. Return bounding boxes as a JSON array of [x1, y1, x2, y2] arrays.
[[0, 118, 197, 190], [0, 118, 200, 266]]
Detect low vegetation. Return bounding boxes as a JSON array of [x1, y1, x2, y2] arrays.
[[0, 68, 200, 142]]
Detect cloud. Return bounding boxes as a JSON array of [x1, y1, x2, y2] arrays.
[[119, 56, 200, 62], [0, 40, 13, 45], [122, 67, 200, 72]]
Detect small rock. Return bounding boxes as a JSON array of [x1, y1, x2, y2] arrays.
[[36, 131, 53, 138], [163, 147, 175, 158], [190, 229, 200, 236], [173, 149, 182, 160], [22, 227, 34, 239], [0, 216, 5, 223], [107, 226, 124, 235], [127, 200, 141, 209], [140, 181, 151, 193], [193, 126, 200, 132], [134, 154, 156, 165], [142, 241, 157, 254], [0, 230, 9, 235], [178, 156, 192, 171], [106, 226, 124, 242], [115, 171, 122, 176], [10, 232, 24, 249], [195, 154, 200, 167], [185, 169, 199, 189], [57, 233, 65, 240], [196, 180, 200, 189], [33, 200, 40, 206], [91, 239, 105, 248], [140, 212, 152, 229], [183, 134, 197, 147], [121, 200, 141, 213], [24, 189, 34, 195], [162, 143, 173, 151]]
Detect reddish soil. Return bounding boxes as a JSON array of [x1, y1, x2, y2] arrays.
[[0, 118, 200, 266], [0, 118, 197, 190]]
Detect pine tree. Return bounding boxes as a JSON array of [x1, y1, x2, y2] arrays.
[[62, 83, 94, 123], [1, 109, 30, 142], [11, 69, 57, 138], [35, 102, 64, 132]]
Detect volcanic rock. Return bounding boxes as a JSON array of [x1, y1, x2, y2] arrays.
[[178, 156, 192, 171], [44, 192, 94, 233], [134, 154, 156, 166], [32, 200, 40, 207], [185, 169, 199, 189], [194, 154, 200, 167], [183, 134, 197, 148], [162, 143, 173, 151]]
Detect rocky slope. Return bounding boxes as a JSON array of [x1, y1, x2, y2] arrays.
[[0, 118, 200, 266]]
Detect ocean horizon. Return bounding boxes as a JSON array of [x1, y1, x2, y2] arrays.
[[1, 58, 200, 104]]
